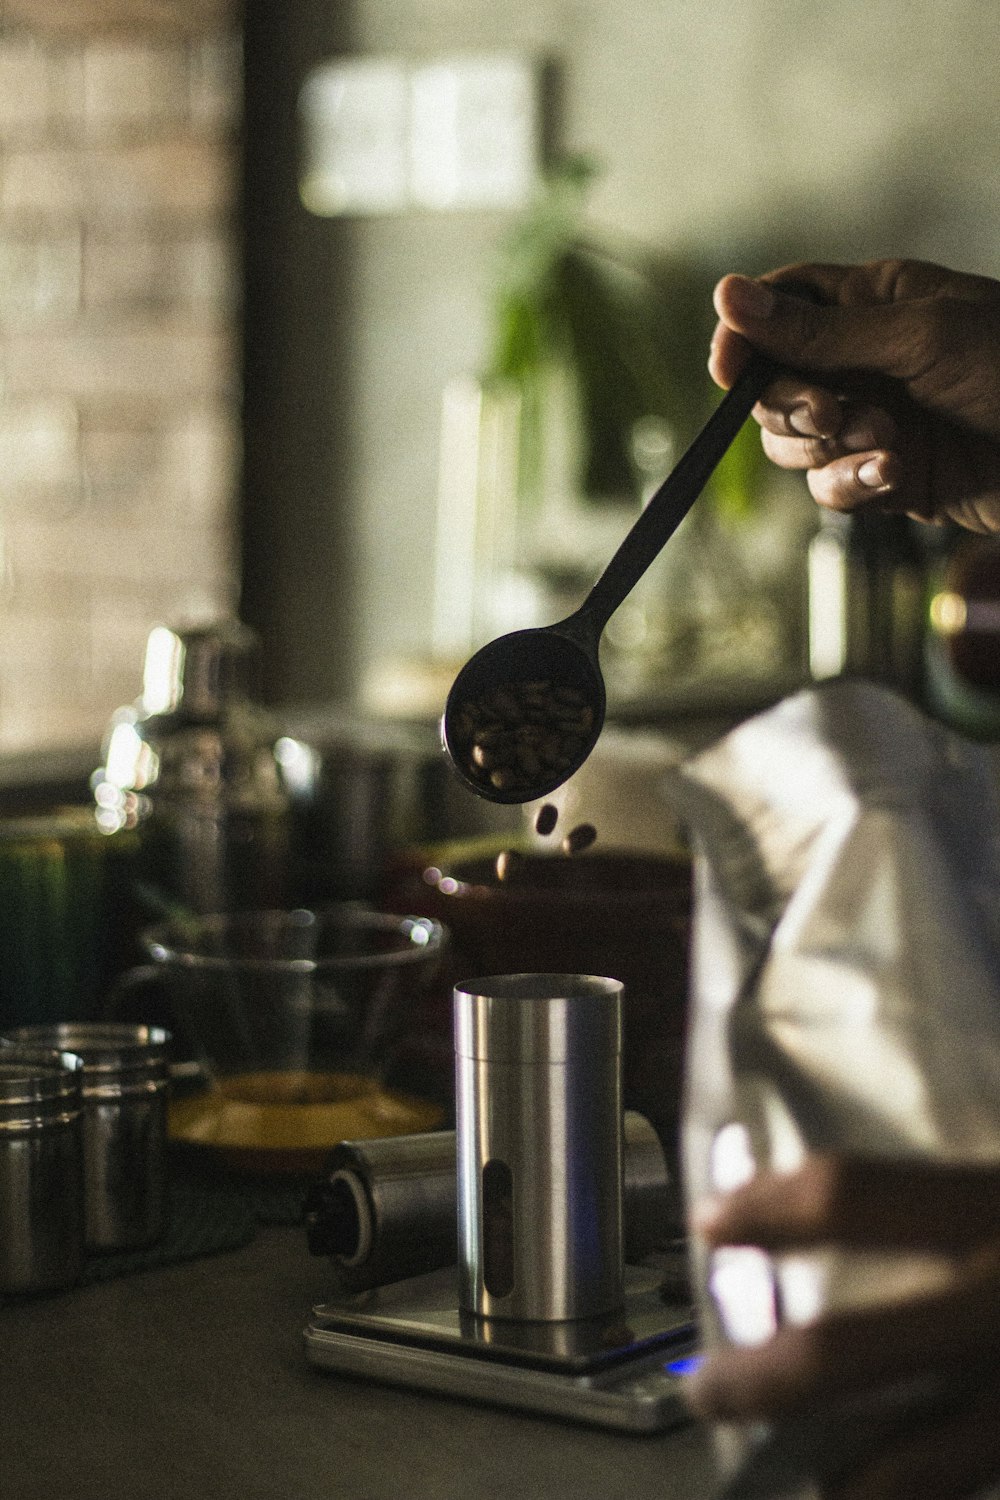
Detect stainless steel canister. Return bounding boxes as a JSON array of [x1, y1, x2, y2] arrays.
[[453, 973, 624, 1323], [5, 1023, 170, 1252], [0, 1047, 85, 1294]]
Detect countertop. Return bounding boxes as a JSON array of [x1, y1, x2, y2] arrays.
[[2, 1223, 720, 1500]]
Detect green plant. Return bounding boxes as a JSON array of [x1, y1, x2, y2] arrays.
[[484, 156, 768, 520]]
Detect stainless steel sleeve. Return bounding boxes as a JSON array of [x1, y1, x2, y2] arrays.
[[305, 1111, 671, 1292], [305, 1129, 459, 1290], [454, 973, 624, 1323]]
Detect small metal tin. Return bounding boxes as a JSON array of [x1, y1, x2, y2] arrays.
[[6, 1023, 170, 1253], [0, 1046, 85, 1294]]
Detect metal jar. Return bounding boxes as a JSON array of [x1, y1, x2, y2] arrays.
[[0, 1046, 85, 1294], [6, 1023, 170, 1252]]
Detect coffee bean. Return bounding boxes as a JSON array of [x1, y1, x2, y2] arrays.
[[495, 848, 523, 882], [489, 766, 520, 792], [516, 743, 542, 778], [561, 822, 597, 856], [534, 803, 558, 837]]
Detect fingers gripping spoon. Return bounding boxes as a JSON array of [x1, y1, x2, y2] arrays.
[[442, 348, 779, 805]]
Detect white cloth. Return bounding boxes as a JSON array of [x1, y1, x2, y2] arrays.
[[663, 681, 1000, 1499]]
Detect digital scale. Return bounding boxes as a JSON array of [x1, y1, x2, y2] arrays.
[[304, 977, 701, 1434], [304, 1263, 699, 1433]]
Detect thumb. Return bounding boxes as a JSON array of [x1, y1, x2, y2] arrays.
[[713, 273, 926, 383]]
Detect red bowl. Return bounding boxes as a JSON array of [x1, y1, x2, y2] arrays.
[[389, 847, 692, 1159], [935, 538, 1000, 692]]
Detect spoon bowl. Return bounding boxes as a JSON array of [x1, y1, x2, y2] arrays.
[[441, 616, 606, 805]]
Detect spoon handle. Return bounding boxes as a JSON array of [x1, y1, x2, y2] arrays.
[[575, 350, 777, 631]]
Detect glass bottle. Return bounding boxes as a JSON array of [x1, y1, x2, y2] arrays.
[[807, 509, 928, 700], [93, 622, 291, 916]]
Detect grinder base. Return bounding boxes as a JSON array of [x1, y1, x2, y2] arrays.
[[304, 1264, 697, 1432]]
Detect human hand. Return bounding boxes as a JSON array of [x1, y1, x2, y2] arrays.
[[710, 259, 1000, 533], [685, 1154, 1000, 1499]]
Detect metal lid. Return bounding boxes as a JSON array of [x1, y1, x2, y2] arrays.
[[4, 1024, 170, 1097], [453, 973, 622, 1064], [0, 1046, 83, 1129]]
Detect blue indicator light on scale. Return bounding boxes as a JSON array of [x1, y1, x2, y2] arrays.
[[663, 1353, 703, 1377]]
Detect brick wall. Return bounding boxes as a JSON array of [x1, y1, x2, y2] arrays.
[[0, 11, 241, 752]]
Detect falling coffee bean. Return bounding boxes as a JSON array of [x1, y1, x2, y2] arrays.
[[495, 848, 523, 883], [534, 803, 559, 837], [561, 822, 597, 856]]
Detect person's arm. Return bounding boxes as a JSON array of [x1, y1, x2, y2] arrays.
[[709, 259, 1000, 533], [685, 1155, 1000, 1500]]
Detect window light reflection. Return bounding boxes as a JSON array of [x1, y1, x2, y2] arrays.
[[142, 626, 185, 715]]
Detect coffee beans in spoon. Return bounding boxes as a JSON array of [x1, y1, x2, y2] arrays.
[[452, 679, 595, 799]]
